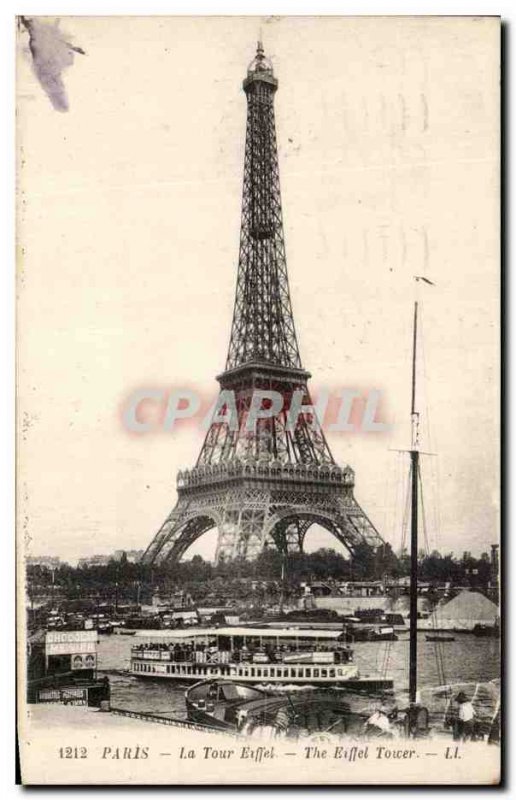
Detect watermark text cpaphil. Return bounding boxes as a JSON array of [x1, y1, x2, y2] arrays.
[[120, 387, 391, 435]]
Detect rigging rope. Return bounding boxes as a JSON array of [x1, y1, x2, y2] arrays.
[[418, 303, 442, 552], [418, 462, 448, 691]]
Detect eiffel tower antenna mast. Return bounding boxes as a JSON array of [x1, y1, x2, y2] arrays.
[[142, 43, 384, 566]]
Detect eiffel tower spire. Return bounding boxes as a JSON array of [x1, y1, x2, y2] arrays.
[[142, 44, 384, 565], [197, 43, 332, 470], [226, 41, 301, 371]]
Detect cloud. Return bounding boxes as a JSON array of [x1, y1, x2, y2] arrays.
[[19, 16, 85, 112]]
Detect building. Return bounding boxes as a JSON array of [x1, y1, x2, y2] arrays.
[[77, 555, 111, 568], [26, 556, 63, 570], [113, 549, 144, 563], [151, 590, 194, 609]]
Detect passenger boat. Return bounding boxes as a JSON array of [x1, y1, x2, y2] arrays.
[[129, 626, 393, 692]]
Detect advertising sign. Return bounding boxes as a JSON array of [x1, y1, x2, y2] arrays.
[[71, 653, 97, 671], [45, 631, 97, 657]]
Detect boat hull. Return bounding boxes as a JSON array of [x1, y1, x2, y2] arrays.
[[130, 663, 392, 693], [184, 679, 382, 736], [425, 635, 455, 642]]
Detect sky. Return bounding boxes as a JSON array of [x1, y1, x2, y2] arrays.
[[17, 16, 499, 564]]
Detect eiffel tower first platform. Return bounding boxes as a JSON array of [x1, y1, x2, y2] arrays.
[[142, 43, 384, 566]]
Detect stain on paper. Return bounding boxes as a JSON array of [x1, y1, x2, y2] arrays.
[[19, 16, 85, 112]]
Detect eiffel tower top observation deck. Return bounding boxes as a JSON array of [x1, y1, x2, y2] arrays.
[[142, 43, 384, 564]]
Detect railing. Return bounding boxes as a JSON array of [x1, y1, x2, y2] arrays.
[[177, 462, 354, 491], [110, 707, 235, 735]]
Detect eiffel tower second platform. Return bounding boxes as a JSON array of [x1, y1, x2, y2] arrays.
[[142, 43, 384, 565]]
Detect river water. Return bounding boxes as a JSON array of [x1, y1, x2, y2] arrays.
[[98, 631, 500, 720]]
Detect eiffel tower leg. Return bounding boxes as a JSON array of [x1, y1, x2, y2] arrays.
[[337, 496, 384, 550], [214, 508, 241, 563], [215, 489, 271, 563], [142, 498, 219, 565], [272, 519, 312, 554], [160, 515, 217, 563], [295, 519, 312, 552]]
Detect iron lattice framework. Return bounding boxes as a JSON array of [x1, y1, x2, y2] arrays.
[[142, 43, 384, 565]]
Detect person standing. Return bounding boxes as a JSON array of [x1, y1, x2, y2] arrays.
[[454, 692, 476, 741]]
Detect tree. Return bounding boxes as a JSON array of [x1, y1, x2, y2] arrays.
[[372, 543, 401, 579], [349, 542, 377, 581]]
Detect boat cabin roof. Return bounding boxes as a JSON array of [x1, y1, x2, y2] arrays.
[[134, 626, 345, 642]]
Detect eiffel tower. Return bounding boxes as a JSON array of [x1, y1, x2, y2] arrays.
[[142, 43, 384, 565]]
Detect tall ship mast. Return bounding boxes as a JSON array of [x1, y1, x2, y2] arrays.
[[409, 300, 420, 706]]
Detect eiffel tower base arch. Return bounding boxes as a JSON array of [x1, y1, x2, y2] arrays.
[[142, 470, 383, 566]]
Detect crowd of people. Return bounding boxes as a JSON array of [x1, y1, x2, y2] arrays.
[[132, 640, 353, 665]]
